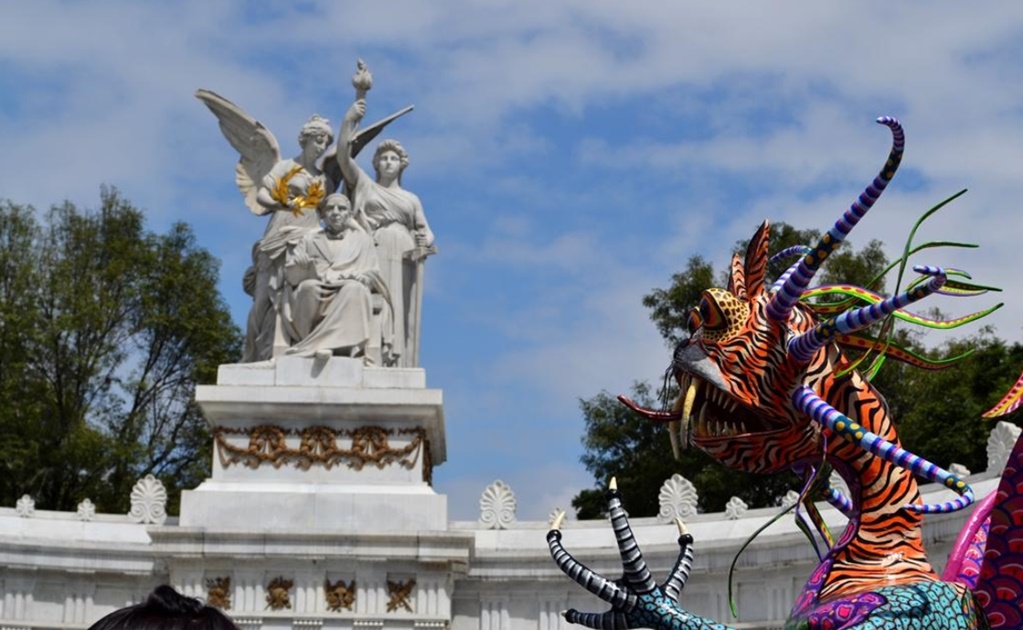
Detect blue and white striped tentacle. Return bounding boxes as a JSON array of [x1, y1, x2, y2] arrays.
[[793, 386, 974, 513], [766, 117, 905, 323], [787, 265, 946, 363], [608, 488, 658, 594], [662, 531, 695, 603], [823, 486, 855, 517], [546, 529, 637, 610], [769, 246, 811, 294]]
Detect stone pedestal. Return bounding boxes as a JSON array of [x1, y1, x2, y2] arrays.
[[181, 356, 447, 533]]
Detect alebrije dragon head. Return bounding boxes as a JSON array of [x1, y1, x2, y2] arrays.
[[622, 117, 989, 514]]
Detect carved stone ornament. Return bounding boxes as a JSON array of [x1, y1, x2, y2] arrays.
[[949, 462, 972, 478], [215, 425, 427, 479], [206, 577, 232, 610], [128, 474, 168, 525], [829, 470, 851, 500], [547, 508, 569, 527], [657, 474, 698, 523], [724, 496, 748, 520], [266, 577, 293, 610], [780, 490, 800, 510], [987, 420, 1022, 474], [15, 494, 34, 518], [77, 498, 96, 522], [324, 578, 355, 612], [479, 480, 517, 529], [386, 578, 415, 613]]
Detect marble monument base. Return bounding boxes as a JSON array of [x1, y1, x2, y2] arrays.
[[180, 356, 447, 533]]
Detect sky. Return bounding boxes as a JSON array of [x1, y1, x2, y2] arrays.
[[2, 2, 1023, 520]]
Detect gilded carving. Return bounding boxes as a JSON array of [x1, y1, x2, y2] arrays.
[[215, 425, 429, 475], [206, 576, 231, 610], [266, 576, 293, 610], [324, 578, 355, 612], [386, 578, 415, 613]]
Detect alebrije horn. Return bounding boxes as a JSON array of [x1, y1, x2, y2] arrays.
[[766, 117, 904, 323]]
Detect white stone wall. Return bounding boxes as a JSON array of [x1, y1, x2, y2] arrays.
[[0, 469, 1001, 630]]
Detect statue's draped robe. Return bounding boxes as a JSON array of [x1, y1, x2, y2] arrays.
[[352, 175, 421, 366], [283, 227, 392, 359], [243, 159, 332, 362]]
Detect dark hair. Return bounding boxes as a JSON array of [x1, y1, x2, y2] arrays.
[[88, 585, 238, 630]]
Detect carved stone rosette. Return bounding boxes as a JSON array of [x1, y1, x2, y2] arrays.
[[214, 425, 430, 480], [657, 474, 698, 522], [479, 480, 516, 529], [206, 577, 232, 610], [324, 578, 355, 612], [386, 579, 415, 613], [266, 576, 293, 610], [128, 474, 168, 525]]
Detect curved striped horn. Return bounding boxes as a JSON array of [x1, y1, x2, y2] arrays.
[[767, 117, 905, 322], [546, 529, 636, 609], [607, 488, 657, 594], [662, 519, 695, 603], [793, 386, 973, 513], [787, 265, 946, 362]]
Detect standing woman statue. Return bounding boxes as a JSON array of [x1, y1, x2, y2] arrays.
[[196, 89, 336, 362], [336, 61, 436, 367]]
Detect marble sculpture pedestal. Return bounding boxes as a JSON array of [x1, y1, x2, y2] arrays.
[[180, 356, 447, 532]]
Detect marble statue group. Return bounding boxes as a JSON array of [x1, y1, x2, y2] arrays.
[[197, 60, 435, 367]]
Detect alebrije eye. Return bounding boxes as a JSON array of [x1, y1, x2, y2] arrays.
[[687, 308, 703, 335], [699, 294, 726, 331], [699, 288, 751, 343]]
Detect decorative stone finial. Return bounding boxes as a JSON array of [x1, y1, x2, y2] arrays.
[[548, 508, 569, 528], [15, 494, 34, 518], [949, 462, 971, 478], [479, 480, 517, 529], [780, 490, 800, 510], [829, 470, 851, 499], [987, 420, 1022, 474], [657, 473, 698, 522], [725, 496, 749, 520], [128, 474, 168, 525], [77, 499, 96, 522]]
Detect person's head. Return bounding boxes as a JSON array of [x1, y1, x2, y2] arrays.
[[88, 585, 238, 630], [298, 114, 333, 158], [372, 139, 409, 184], [319, 193, 354, 233]]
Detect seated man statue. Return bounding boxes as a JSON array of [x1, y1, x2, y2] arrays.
[[282, 193, 393, 364]]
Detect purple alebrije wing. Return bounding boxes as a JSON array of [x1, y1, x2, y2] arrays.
[[974, 431, 1023, 629]]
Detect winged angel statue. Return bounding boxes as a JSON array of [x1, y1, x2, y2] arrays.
[[196, 65, 416, 363], [196, 90, 335, 361]]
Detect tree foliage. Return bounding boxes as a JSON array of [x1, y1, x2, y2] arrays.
[[573, 220, 1019, 518], [0, 189, 241, 515]]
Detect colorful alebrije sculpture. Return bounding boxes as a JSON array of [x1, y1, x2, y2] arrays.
[[547, 117, 1023, 629]]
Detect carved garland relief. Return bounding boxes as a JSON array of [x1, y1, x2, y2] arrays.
[[214, 425, 432, 482]]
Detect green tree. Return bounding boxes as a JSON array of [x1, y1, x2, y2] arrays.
[[0, 189, 241, 515], [573, 222, 892, 517]]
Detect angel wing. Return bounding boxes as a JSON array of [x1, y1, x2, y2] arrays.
[[196, 89, 282, 216]]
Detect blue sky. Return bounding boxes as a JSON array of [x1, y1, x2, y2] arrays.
[[3, 2, 1023, 520]]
